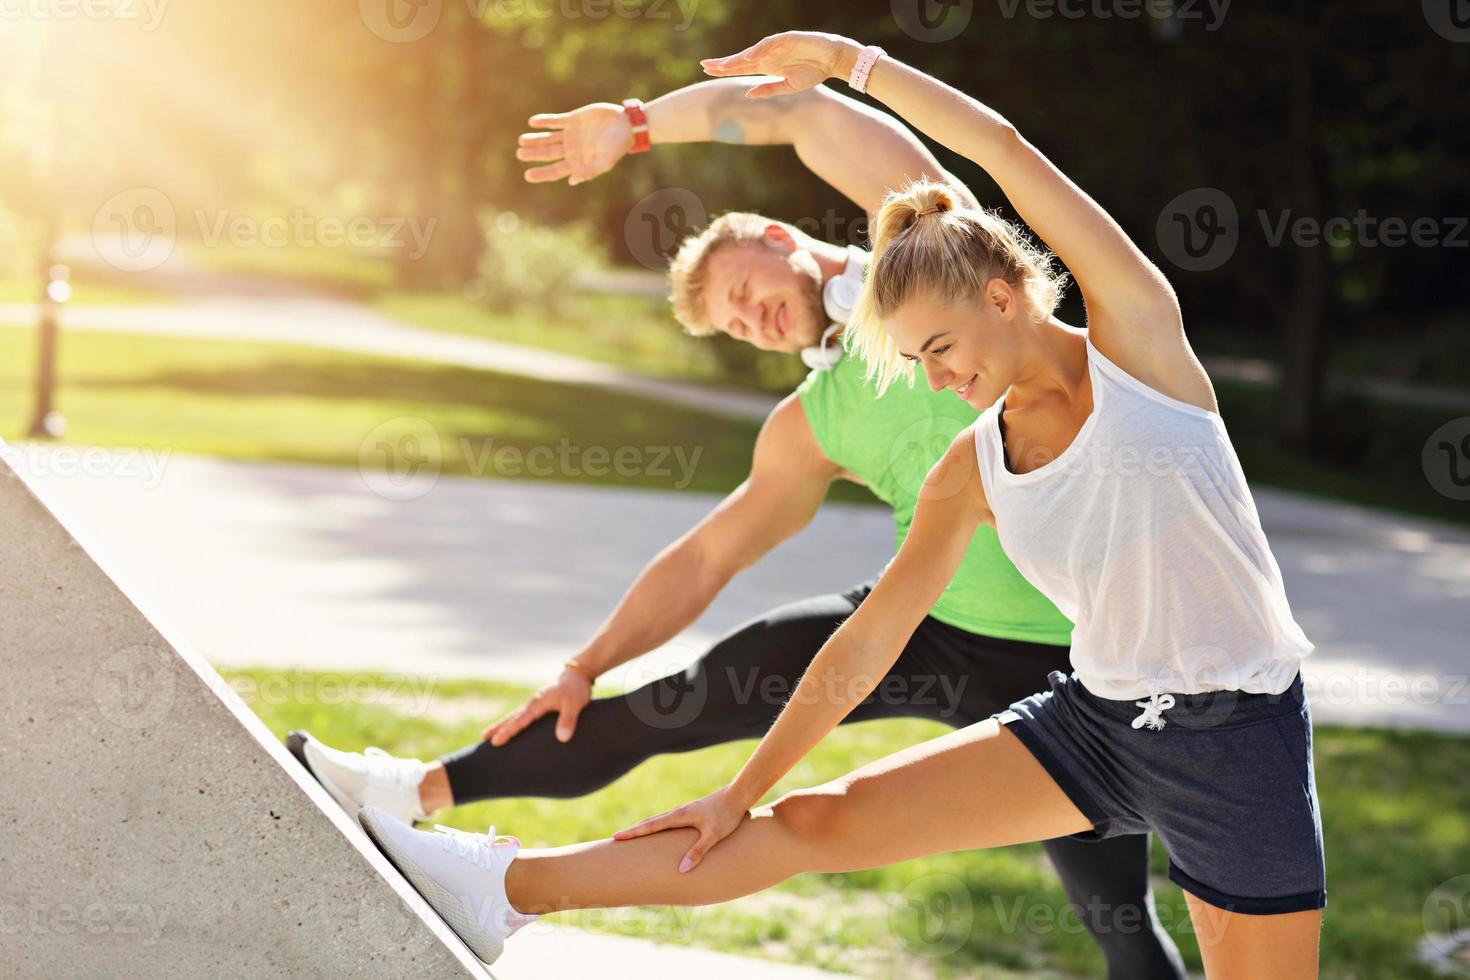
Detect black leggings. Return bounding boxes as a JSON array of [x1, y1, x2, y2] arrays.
[[442, 584, 1186, 979]]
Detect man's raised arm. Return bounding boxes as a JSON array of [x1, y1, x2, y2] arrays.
[[517, 78, 977, 214]]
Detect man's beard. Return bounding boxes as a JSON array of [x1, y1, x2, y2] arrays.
[[789, 253, 830, 347]]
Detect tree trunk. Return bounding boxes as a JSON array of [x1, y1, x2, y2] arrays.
[[1278, 0, 1330, 448]]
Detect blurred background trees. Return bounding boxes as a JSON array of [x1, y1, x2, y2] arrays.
[[0, 0, 1465, 446]]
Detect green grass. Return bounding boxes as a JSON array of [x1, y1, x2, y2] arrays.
[[374, 290, 810, 395], [231, 666, 1470, 979], [184, 240, 398, 294], [0, 324, 878, 502], [0, 326, 764, 495]]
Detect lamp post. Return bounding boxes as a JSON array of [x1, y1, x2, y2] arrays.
[[27, 256, 69, 439]]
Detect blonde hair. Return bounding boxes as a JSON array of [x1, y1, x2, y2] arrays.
[[847, 179, 1069, 393], [667, 212, 785, 336]]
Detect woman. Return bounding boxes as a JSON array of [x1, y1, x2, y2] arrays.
[[359, 33, 1325, 977]]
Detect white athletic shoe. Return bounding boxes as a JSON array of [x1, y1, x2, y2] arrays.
[[287, 730, 429, 823], [358, 806, 538, 964]]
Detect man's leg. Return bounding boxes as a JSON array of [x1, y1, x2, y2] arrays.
[[437, 588, 868, 802]]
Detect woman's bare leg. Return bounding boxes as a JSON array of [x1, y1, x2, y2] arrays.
[[504, 719, 1091, 912], [1186, 893, 1321, 979]]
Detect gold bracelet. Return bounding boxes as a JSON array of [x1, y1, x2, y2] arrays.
[[563, 659, 598, 684]]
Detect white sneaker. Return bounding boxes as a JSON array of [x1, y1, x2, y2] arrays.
[[358, 806, 538, 964], [287, 730, 429, 823]]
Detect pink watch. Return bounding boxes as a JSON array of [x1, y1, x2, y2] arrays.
[[623, 98, 652, 154], [848, 45, 885, 94]]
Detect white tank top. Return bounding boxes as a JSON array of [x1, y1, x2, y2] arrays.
[[972, 337, 1312, 702]]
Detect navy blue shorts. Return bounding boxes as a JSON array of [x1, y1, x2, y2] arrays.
[[997, 670, 1326, 915]]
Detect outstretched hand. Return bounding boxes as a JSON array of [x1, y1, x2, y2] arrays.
[[701, 31, 853, 99], [517, 102, 633, 186], [613, 785, 751, 873]]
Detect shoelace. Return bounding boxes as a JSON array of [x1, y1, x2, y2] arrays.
[[1131, 693, 1177, 731], [433, 824, 521, 873]]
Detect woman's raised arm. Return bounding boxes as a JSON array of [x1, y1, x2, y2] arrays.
[[704, 32, 1212, 405]]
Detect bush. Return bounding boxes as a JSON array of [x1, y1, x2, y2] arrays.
[[470, 210, 605, 314]]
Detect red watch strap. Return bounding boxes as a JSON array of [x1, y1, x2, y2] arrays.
[[623, 98, 652, 154]]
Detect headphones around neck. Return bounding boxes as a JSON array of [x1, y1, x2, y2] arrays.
[[800, 323, 844, 371], [802, 248, 868, 371]]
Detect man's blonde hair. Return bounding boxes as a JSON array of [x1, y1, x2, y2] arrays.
[[847, 178, 1069, 393], [668, 212, 784, 336]]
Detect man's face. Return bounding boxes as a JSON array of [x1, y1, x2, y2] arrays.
[[700, 232, 827, 354]]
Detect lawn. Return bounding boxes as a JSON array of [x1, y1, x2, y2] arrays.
[[0, 326, 774, 497], [231, 666, 1470, 980]]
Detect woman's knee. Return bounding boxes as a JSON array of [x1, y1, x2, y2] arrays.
[[768, 784, 856, 851]]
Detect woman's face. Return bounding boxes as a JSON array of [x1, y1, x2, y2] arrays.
[[884, 282, 1024, 410]]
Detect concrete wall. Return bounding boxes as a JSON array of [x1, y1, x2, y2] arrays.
[[0, 444, 491, 979]]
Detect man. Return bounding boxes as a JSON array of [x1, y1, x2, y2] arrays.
[[292, 76, 1185, 978]]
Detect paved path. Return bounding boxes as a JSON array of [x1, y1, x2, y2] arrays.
[[0, 299, 778, 423], [494, 926, 840, 980], [15, 447, 1470, 733]]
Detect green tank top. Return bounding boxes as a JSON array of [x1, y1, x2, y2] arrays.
[[796, 352, 1073, 646]]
